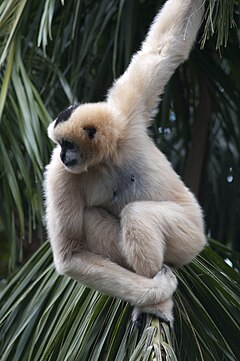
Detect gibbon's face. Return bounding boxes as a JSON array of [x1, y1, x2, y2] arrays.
[[48, 103, 123, 173]]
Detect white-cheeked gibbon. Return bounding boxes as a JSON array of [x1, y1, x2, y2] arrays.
[[45, 0, 206, 326]]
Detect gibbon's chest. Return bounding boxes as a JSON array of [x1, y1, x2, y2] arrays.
[[107, 163, 148, 215], [85, 159, 155, 216], [83, 143, 178, 215]]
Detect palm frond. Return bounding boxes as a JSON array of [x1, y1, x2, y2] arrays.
[[0, 241, 239, 360], [0, 0, 28, 66], [201, 0, 237, 49]]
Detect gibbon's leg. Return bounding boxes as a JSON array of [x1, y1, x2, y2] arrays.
[[107, 0, 204, 123], [120, 200, 205, 326], [120, 202, 165, 279], [83, 206, 177, 326], [83, 206, 185, 327], [120, 201, 205, 277]]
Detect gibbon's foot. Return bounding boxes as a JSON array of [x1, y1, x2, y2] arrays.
[[132, 297, 174, 329], [131, 306, 143, 325], [132, 312, 144, 329], [153, 265, 178, 300], [159, 264, 171, 275], [137, 265, 177, 309]]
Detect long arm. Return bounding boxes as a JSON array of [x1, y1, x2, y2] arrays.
[[107, 0, 204, 124], [58, 250, 177, 308]]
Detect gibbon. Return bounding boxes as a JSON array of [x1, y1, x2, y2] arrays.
[[44, 0, 206, 326]]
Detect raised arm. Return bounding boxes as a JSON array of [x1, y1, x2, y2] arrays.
[[107, 0, 204, 125]]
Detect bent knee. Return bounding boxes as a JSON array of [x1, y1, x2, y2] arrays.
[[165, 232, 207, 267]]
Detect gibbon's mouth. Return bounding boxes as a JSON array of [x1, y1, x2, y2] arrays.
[[62, 159, 80, 173], [63, 162, 88, 174], [63, 159, 78, 167], [63, 162, 80, 174]]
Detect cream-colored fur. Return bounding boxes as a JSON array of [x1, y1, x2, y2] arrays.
[[44, 0, 206, 326]]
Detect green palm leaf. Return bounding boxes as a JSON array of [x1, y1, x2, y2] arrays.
[[0, 241, 239, 360]]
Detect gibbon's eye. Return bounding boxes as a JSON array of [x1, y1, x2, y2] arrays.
[[84, 127, 96, 140], [60, 140, 75, 150]]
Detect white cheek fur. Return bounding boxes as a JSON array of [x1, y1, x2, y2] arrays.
[[47, 121, 58, 143]]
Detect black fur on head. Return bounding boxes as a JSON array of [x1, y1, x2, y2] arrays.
[[54, 104, 79, 128]]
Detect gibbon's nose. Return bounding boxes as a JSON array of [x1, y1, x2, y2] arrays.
[[60, 150, 77, 167]]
